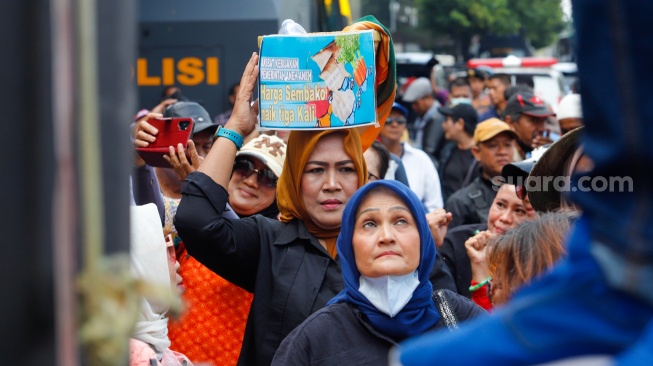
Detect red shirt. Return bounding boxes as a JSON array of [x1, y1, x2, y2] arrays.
[[168, 244, 253, 366]]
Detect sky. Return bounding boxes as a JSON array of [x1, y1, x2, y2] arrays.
[[562, 0, 572, 19]]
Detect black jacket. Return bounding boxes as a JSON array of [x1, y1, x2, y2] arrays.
[[272, 290, 486, 365], [438, 223, 487, 298], [175, 172, 457, 365], [445, 176, 497, 230], [415, 103, 448, 168]]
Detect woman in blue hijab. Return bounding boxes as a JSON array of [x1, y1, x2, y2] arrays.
[[272, 180, 484, 365]]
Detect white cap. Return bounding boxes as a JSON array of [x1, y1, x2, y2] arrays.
[[236, 134, 287, 177], [557, 94, 583, 120]]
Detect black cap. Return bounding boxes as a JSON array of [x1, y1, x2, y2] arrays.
[[503, 91, 556, 118], [438, 103, 478, 128], [163, 101, 217, 134], [528, 127, 584, 212], [467, 68, 489, 81]]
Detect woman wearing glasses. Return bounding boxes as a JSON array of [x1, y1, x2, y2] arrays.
[[227, 134, 286, 219], [378, 102, 444, 212], [164, 133, 287, 366]]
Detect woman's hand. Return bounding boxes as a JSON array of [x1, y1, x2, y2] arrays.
[[426, 209, 452, 248], [465, 230, 495, 282], [225, 52, 260, 137], [133, 112, 163, 148], [164, 140, 202, 180], [132, 112, 163, 167]]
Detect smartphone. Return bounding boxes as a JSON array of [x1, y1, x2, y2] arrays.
[[135, 117, 194, 168]]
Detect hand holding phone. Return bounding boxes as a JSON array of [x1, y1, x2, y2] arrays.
[[135, 117, 194, 168], [164, 140, 202, 180]]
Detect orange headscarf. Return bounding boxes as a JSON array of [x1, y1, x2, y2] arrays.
[[343, 15, 397, 151], [277, 128, 368, 241]]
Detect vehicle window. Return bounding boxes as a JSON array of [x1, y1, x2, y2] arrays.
[[532, 75, 562, 112]]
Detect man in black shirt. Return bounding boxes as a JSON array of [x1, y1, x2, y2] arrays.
[[445, 118, 518, 229], [438, 103, 478, 201]]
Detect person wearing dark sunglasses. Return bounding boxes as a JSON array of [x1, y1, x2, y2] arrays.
[[163, 133, 286, 366], [386, 116, 407, 125], [227, 134, 286, 218], [233, 159, 278, 187]]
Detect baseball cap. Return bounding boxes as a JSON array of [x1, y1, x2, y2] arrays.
[[467, 68, 490, 81], [503, 91, 556, 118], [236, 134, 287, 177], [438, 103, 478, 126], [557, 94, 583, 120], [473, 118, 519, 144], [391, 102, 409, 119], [163, 101, 217, 134], [402, 77, 432, 103], [501, 144, 550, 187]]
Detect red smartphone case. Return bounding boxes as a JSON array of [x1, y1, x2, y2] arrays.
[[135, 117, 194, 168]]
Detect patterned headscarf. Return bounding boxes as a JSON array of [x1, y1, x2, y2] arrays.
[[343, 15, 397, 151]]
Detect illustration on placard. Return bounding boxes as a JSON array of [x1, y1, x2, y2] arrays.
[[258, 30, 376, 130]]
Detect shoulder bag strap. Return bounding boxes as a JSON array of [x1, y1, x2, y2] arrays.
[[432, 290, 459, 332]]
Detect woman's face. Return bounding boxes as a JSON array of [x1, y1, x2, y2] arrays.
[[166, 235, 184, 296], [487, 184, 537, 234], [301, 133, 360, 230], [228, 157, 277, 216], [352, 189, 420, 278]]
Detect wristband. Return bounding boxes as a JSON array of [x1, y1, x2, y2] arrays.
[[469, 276, 492, 292], [213, 126, 244, 150]]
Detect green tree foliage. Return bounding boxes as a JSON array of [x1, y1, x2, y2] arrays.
[[416, 0, 564, 49], [514, 0, 565, 48], [360, 0, 390, 27]]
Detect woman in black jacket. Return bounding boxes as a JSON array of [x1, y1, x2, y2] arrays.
[[272, 180, 485, 365]]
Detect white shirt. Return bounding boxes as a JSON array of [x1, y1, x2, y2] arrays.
[[400, 143, 443, 212]]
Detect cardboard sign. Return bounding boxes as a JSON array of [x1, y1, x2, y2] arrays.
[[258, 30, 376, 130]]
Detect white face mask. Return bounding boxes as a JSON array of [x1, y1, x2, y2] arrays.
[[359, 270, 420, 317], [449, 97, 472, 107]]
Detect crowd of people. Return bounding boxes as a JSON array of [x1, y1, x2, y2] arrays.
[[126, 5, 652, 365]]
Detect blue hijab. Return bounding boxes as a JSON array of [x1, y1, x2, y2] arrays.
[[328, 180, 440, 340]]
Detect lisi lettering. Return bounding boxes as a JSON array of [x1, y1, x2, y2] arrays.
[[137, 57, 219, 86]]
